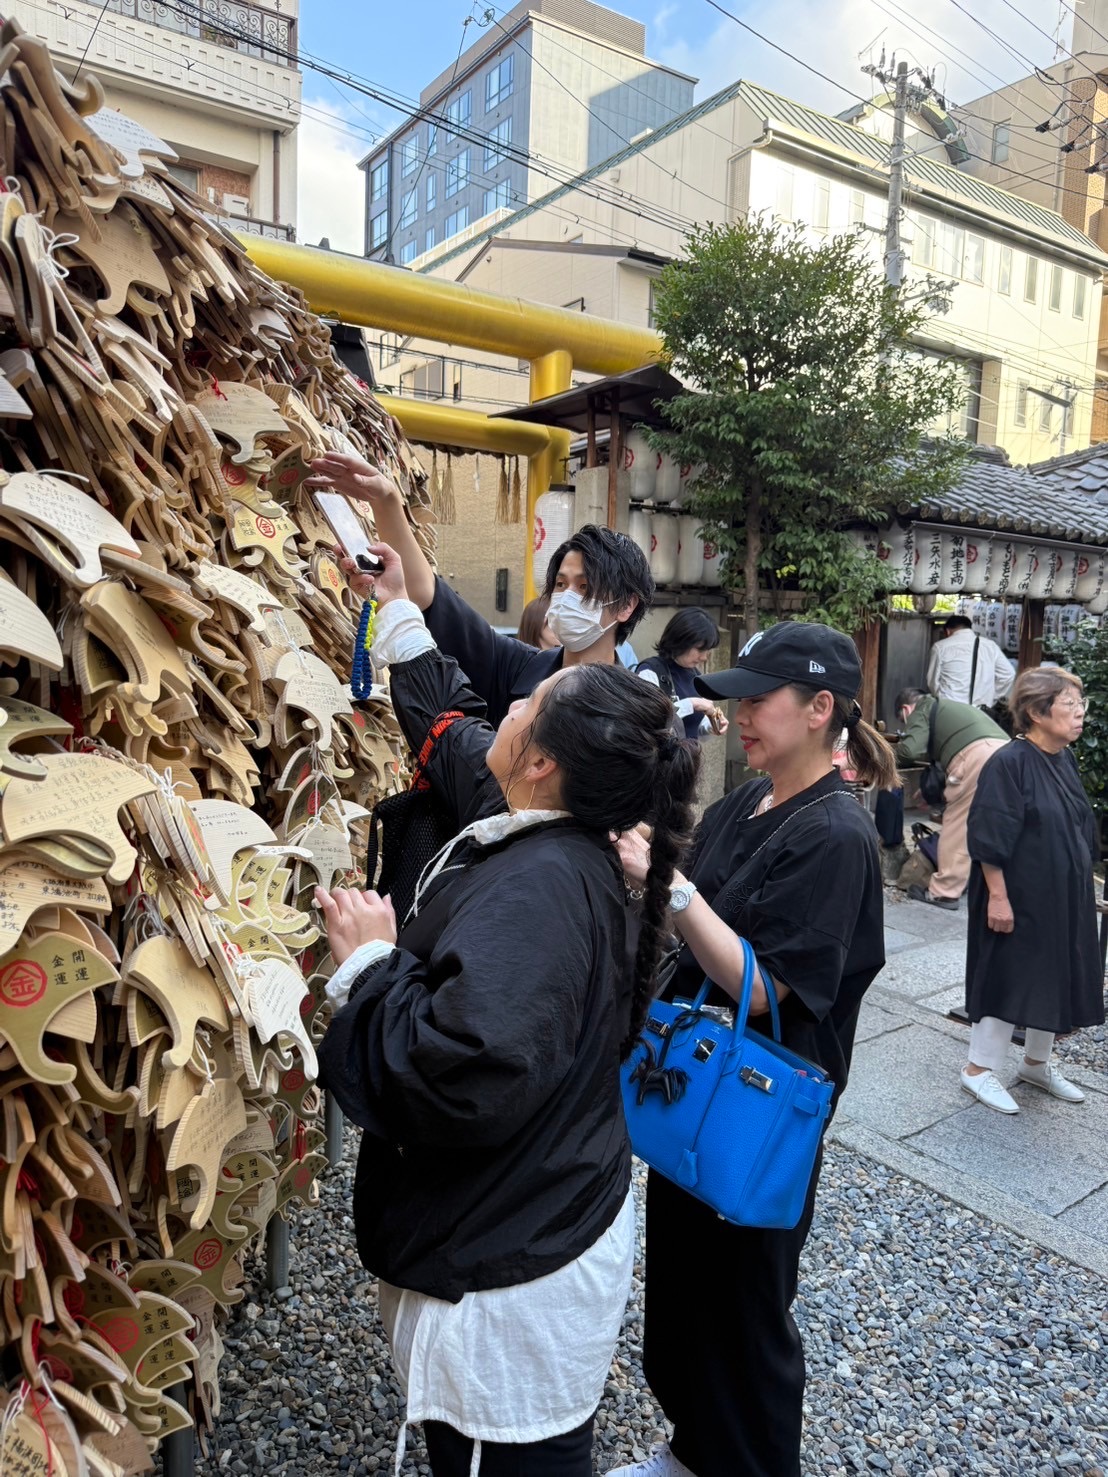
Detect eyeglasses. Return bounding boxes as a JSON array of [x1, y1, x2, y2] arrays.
[[1054, 699, 1088, 713]]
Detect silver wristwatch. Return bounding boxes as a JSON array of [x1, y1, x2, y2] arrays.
[[669, 880, 698, 913]]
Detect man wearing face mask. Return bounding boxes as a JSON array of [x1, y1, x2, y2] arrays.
[[307, 451, 655, 723]]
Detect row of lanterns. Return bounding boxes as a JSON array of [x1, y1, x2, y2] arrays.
[[954, 598, 1100, 653], [533, 490, 723, 588], [853, 524, 1108, 613]]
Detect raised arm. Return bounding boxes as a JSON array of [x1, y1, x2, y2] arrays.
[[307, 452, 437, 610]]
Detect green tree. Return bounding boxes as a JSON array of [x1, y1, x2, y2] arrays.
[[1067, 619, 1108, 851], [649, 217, 968, 636]]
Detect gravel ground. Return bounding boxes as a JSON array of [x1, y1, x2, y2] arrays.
[[190, 1135, 1108, 1477]]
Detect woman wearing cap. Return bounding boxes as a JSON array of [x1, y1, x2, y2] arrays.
[[612, 622, 897, 1477]]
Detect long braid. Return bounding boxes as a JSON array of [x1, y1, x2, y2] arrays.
[[622, 740, 699, 1059]]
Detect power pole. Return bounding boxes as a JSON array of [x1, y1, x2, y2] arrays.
[[885, 61, 909, 290]]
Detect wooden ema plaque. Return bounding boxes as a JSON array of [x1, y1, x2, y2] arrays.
[[163, 1078, 247, 1230], [192, 383, 289, 464], [191, 559, 282, 635], [0, 929, 118, 1083], [0, 697, 73, 782], [186, 799, 277, 902], [0, 472, 140, 587], [0, 572, 63, 671], [124, 934, 229, 1071], [1, 752, 157, 885], [0, 858, 110, 954]]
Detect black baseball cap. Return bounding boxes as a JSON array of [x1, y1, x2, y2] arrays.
[[695, 622, 862, 701]]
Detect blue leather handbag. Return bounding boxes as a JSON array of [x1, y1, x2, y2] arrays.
[[621, 937, 834, 1230]]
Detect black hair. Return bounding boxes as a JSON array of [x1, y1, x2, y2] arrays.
[[788, 685, 899, 790], [656, 608, 721, 664], [543, 524, 654, 642], [895, 686, 928, 711], [521, 664, 700, 1056], [943, 615, 973, 631]]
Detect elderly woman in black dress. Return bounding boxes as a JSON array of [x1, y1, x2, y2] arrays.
[[961, 667, 1105, 1114]]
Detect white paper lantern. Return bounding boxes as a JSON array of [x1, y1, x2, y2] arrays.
[[531, 488, 574, 588], [622, 428, 656, 501], [628, 506, 652, 562], [983, 540, 1018, 598], [702, 536, 724, 589], [878, 525, 915, 592], [1053, 551, 1082, 602], [649, 512, 679, 584], [678, 515, 704, 585], [961, 536, 992, 595], [655, 452, 681, 503], [1003, 602, 1022, 653], [909, 528, 944, 594], [939, 532, 969, 592], [1074, 549, 1105, 604], [984, 601, 1005, 644]]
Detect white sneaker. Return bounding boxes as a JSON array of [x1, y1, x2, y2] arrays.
[[606, 1446, 696, 1477], [960, 1068, 1019, 1114], [1017, 1060, 1085, 1102]]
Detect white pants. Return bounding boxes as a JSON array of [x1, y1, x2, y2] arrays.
[[968, 1016, 1055, 1074]]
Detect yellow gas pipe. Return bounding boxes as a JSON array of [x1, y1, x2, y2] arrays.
[[238, 237, 662, 599]]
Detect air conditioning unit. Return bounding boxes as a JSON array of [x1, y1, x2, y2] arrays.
[[223, 193, 250, 216]]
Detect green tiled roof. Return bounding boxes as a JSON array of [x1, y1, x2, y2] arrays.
[[422, 76, 1107, 274]]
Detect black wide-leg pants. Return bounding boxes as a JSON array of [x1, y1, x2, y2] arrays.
[[642, 1155, 822, 1477], [423, 1414, 594, 1476]]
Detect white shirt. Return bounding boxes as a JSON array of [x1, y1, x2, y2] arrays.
[[380, 1190, 635, 1474], [927, 629, 1014, 707]]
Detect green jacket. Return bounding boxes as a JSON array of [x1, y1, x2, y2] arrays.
[[898, 694, 1007, 771]]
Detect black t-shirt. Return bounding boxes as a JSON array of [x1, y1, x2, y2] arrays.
[[669, 769, 886, 1101]]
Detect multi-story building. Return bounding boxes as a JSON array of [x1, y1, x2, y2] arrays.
[[950, 5, 1108, 438], [377, 77, 1107, 624], [360, 0, 694, 266], [18, 0, 301, 239]]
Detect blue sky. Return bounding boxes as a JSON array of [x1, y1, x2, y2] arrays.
[[294, 1, 1064, 251]]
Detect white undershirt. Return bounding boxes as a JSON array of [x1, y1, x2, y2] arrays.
[[381, 1189, 635, 1474]]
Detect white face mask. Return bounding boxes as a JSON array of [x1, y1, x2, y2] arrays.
[[546, 589, 619, 653]]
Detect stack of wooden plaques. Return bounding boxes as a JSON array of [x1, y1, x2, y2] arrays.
[[0, 18, 435, 1470]]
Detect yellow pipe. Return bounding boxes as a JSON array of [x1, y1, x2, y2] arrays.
[[239, 236, 662, 376], [525, 350, 574, 603], [376, 394, 552, 457]]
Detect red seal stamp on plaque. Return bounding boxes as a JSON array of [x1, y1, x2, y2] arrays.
[[193, 1238, 223, 1271], [0, 960, 47, 1007], [255, 515, 276, 538]]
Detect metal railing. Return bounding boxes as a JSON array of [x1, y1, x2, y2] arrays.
[[233, 214, 296, 241], [103, 0, 296, 65]]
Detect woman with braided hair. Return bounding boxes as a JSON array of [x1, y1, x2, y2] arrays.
[[317, 542, 698, 1477], [613, 621, 895, 1477]]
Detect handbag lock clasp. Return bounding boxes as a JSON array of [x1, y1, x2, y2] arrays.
[[740, 1064, 775, 1093]]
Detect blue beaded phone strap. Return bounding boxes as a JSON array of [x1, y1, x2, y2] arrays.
[[350, 598, 378, 701]]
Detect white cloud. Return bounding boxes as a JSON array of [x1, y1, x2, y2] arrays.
[[653, 0, 1062, 116], [295, 98, 371, 254]]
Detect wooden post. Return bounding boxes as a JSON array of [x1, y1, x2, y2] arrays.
[[586, 399, 597, 470], [606, 390, 621, 529], [1018, 599, 1045, 670], [855, 619, 881, 722]]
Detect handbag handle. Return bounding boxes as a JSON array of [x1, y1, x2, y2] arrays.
[[690, 936, 781, 1044]]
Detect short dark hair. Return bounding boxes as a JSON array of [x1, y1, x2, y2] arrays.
[[943, 615, 973, 631], [896, 687, 928, 710], [656, 608, 721, 663], [543, 524, 654, 642]]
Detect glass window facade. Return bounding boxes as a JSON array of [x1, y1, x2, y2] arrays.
[[486, 54, 514, 111]]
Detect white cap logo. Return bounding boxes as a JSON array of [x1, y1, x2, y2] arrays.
[[738, 631, 765, 659], [809, 660, 826, 674]]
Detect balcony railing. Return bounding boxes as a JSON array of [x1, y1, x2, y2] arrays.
[[232, 214, 296, 241], [103, 0, 296, 65]]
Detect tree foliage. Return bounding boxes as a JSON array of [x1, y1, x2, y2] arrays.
[[1067, 620, 1108, 842], [649, 217, 968, 635]]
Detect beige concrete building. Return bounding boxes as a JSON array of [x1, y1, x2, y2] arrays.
[[361, 0, 694, 266], [380, 78, 1107, 622], [18, 0, 301, 239]]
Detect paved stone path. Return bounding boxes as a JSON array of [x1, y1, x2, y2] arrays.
[[836, 894, 1108, 1282]]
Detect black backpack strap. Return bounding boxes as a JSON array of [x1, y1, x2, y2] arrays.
[[969, 637, 980, 706], [927, 697, 939, 764]]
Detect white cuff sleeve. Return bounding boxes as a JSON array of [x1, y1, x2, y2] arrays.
[[674, 697, 696, 718], [325, 939, 396, 1009], [369, 598, 436, 673]]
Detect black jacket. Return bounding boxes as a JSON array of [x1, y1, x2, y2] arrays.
[[319, 645, 635, 1302], [424, 576, 564, 726]]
